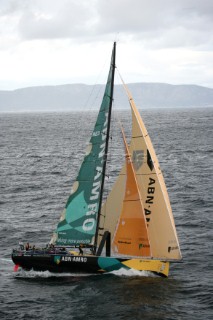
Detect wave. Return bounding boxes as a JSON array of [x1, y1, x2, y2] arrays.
[[14, 269, 98, 279], [108, 267, 157, 277], [0, 258, 13, 264], [12, 267, 156, 279]]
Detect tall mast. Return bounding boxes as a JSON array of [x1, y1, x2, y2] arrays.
[[94, 42, 116, 250]]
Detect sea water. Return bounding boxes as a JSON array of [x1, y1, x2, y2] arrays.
[[0, 108, 212, 320]]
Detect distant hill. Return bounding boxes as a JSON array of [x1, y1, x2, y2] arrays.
[[0, 83, 213, 112]]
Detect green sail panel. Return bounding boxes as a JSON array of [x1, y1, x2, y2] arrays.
[[54, 48, 115, 246]]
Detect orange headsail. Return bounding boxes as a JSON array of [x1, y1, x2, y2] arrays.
[[112, 127, 151, 257]]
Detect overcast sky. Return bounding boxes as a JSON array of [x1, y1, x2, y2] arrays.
[[0, 0, 213, 90]]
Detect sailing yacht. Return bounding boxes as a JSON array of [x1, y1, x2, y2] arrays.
[[12, 42, 181, 277]]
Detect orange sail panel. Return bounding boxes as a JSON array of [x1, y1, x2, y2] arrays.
[[113, 128, 151, 257]]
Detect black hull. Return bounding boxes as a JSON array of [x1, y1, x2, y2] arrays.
[[11, 251, 169, 277], [12, 253, 105, 274]]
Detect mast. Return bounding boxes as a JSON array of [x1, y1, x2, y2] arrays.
[[94, 42, 116, 251]]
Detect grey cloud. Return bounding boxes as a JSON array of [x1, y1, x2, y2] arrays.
[[2, 0, 213, 48], [17, 0, 97, 40], [95, 0, 213, 48], [0, 0, 29, 15]]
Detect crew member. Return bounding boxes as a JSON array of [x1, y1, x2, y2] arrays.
[[79, 244, 83, 255]]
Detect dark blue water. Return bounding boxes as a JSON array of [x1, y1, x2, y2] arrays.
[[0, 108, 212, 320]]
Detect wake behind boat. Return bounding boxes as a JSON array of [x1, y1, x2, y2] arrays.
[[12, 42, 181, 277]]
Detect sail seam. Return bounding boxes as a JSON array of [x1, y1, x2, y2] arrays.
[[132, 135, 148, 138], [123, 199, 143, 202]]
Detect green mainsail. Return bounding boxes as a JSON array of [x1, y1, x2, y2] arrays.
[[54, 44, 116, 246]]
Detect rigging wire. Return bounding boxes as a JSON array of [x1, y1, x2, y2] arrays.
[[98, 69, 129, 241]]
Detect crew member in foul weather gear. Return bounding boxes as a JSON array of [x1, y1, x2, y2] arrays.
[[19, 242, 24, 250], [79, 244, 83, 255]]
